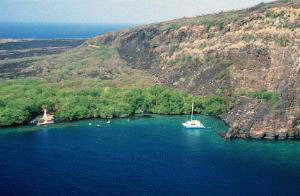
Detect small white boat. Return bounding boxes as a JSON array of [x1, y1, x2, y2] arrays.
[[182, 103, 205, 129], [37, 121, 54, 126], [182, 120, 205, 128], [107, 121, 111, 124]]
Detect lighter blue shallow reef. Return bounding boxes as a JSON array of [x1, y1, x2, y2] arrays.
[[0, 115, 300, 195]]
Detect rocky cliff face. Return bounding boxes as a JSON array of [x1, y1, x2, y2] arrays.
[[22, 0, 300, 139]]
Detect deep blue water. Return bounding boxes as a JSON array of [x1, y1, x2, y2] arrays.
[[0, 22, 133, 39], [0, 115, 300, 195]]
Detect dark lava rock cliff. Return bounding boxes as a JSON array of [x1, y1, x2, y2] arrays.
[[11, 0, 300, 139]]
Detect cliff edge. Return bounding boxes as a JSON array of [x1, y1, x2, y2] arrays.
[[19, 0, 300, 139]]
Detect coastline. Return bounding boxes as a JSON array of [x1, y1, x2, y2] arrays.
[[1, 1, 300, 140], [0, 114, 228, 135]]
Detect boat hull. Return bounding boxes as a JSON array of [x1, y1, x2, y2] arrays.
[[182, 125, 205, 129], [182, 122, 205, 129], [37, 121, 54, 126]]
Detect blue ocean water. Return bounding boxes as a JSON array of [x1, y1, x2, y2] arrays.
[[0, 115, 300, 195], [0, 22, 133, 39]]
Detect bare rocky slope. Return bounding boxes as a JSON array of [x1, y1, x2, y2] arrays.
[[11, 0, 300, 139], [0, 39, 86, 79]]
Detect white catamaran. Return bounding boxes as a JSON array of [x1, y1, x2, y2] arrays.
[[182, 103, 205, 129]]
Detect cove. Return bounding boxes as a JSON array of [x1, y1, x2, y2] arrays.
[[0, 115, 300, 195]]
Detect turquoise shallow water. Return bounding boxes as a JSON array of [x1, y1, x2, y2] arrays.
[[0, 115, 300, 195]]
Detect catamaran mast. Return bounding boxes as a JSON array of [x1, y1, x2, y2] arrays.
[[191, 102, 194, 121]]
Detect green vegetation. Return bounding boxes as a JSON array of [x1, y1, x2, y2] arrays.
[[186, 55, 193, 62], [167, 54, 202, 66], [202, 95, 227, 115], [182, 55, 195, 63], [204, 54, 219, 65], [199, 42, 207, 49], [145, 32, 153, 40], [150, 41, 158, 49], [63, 62, 86, 72], [167, 59, 178, 66], [275, 37, 290, 47], [239, 89, 280, 108], [0, 79, 229, 127], [158, 9, 244, 32], [282, 22, 300, 31], [242, 34, 256, 43], [97, 45, 111, 60], [224, 58, 233, 67], [168, 46, 177, 56], [216, 20, 225, 31], [167, 24, 181, 31], [265, 10, 285, 18], [224, 13, 243, 22], [200, 17, 225, 32], [194, 57, 201, 64]]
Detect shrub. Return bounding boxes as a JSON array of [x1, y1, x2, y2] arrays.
[[275, 37, 290, 47], [168, 46, 177, 56], [202, 18, 214, 32], [240, 90, 280, 109], [167, 24, 181, 31], [281, 0, 291, 3], [97, 45, 111, 60], [186, 55, 193, 62], [204, 54, 218, 65], [202, 95, 226, 116], [243, 34, 256, 43], [167, 60, 177, 66], [224, 58, 233, 67], [265, 10, 284, 18], [204, 56, 210, 64], [150, 42, 158, 49], [248, 91, 273, 101], [194, 57, 201, 64], [216, 20, 225, 30], [201, 17, 225, 32], [145, 32, 153, 40], [199, 42, 207, 49]]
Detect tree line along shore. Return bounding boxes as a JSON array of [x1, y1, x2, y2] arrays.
[[0, 79, 228, 127]]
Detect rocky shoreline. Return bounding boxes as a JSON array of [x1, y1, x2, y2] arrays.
[[218, 95, 300, 140], [1, 1, 299, 140], [219, 128, 300, 140]]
